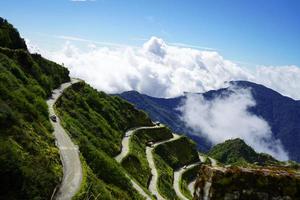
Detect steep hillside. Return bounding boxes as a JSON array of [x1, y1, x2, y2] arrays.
[[55, 81, 153, 199], [153, 137, 200, 199], [0, 19, 70, 199], [194, 165, 300, 200], [118, 81, 300, 162], [0, 17, 27, 50], [208, 138, 278, 166], [121, 126, 173, 188], [118, 91, 211, 152]]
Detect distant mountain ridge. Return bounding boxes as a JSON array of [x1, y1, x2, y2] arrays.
[[118, 81, 300, 162]]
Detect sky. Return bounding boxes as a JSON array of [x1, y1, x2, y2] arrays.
[[1, 0, 298, 160], [0, 0, 300, 66]]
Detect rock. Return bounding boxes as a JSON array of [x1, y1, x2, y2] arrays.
[[194, 165, 300, 200]]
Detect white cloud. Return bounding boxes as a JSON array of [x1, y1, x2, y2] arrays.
[[179, 86, 289, 161], [26, 36, 298, 160], [27, 36, 300, 100]]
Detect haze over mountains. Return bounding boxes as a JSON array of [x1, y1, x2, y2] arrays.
[[119, 81, 300, 162]]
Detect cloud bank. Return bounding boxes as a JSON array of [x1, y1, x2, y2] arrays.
[[27, 36, 296, 160], [30, 36, 300, 100], [179, 86, 289, 161]]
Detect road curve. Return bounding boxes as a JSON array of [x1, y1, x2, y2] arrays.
[[114, 126, 164, 200], [115, 125, 162, 162], [147, 134, 181, 200], [173, 161, 201, 200], [47, 79, 82, 200]]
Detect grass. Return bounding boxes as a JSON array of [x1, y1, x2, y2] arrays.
[[153, 154, 179, 200], [154, 136, 200, 169], [150, 136, 200, 200], [121, 126, 173, 188]]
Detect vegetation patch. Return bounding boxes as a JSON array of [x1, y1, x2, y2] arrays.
[[154, 154, 179, 200], [208, 138, 279, 166], [154, 137, 199, 169], [122, 126, 173, 188], [0, 19, 70, 199], [56, 82, 152, 199]]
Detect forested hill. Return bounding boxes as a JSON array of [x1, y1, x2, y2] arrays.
[[0, 17, 70, 199], [0, 17, 27, 50]]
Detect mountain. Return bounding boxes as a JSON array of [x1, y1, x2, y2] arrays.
[[118, 81, 300, 162], [0, 18, 69, 199], [208, 138, 278, 165], [0, 18, 27, 50]]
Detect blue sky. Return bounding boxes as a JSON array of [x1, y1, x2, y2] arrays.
[[1, 0, 299, 66]]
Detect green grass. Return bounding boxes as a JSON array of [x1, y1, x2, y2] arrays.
[[121, 127, 173, 188], [55, 81, 153, 199], [153, 154, 179, 200], [151, 136, 200, 200], [154, 136, 199, 169]]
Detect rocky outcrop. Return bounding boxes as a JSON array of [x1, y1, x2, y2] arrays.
[[194, 165, 300, 200]]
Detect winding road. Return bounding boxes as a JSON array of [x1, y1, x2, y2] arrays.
[[47, 79, 83, 200], [147, 133, 180, 200], [173, 160, 201, 200], [114, 126, 164, 200], [116, 124, 218, 200]]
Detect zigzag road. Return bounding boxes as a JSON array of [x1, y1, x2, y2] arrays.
[[115, 126, 164, 200], [146, 133, 181, 200]]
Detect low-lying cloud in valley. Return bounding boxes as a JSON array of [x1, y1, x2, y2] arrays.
[[29, 36, 298, 160], [179, 86, 289, 161]]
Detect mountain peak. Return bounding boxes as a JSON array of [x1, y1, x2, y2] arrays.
[[0, 17, 27, 50]]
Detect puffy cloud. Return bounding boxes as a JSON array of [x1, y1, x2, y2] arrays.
[[253, 65, 300, 99], [29, 36, 300, 100], [179, 86, 289, 161]]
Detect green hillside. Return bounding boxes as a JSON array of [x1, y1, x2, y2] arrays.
[[0, 18, 27, 50], [0, 19, 69, 199], [153, 137, 199, 200], [55, 81, 153, 199], [208, 138, 279, 165], [121, 126, 173, 187]]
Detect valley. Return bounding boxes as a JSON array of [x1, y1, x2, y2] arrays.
[[0, 17, 299, 200]]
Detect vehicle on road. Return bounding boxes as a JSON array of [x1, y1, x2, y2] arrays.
[[154, 121, 160, 126], [146, 141, 154, 147], [50, 115, 57, 122]]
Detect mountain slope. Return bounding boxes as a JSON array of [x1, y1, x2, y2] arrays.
[[0, 17, 27, 50], [118, 81, 300, 162], [55, 81, 154, 199], [208, 138, 278, 165], [0, 18, 70, 199]]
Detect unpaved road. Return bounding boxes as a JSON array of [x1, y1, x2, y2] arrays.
[[47, 79, 82, 200]]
